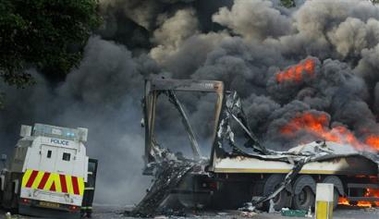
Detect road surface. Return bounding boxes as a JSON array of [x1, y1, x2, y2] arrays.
[[1, 205, 379, 218]]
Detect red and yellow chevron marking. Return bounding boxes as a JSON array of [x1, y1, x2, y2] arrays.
[[21, 169, 84, 196]]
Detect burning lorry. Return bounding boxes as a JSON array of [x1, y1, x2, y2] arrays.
[[0, 123, 98, 219], [131, 76, 379, 216]]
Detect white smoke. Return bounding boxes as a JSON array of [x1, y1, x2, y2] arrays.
[[212, 0, 292, 40], [327, 18, 379, 57], [150, 8, 199, 64]]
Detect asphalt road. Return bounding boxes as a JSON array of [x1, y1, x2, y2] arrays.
[[1, 205, 379, 219]]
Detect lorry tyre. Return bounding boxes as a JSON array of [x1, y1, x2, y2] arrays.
[[322, 176, 343, 209], [292, 175, 315, 210], [261, 174, 291, 211]]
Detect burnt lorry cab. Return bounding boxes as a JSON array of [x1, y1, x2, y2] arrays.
[[142, 77, 379, 211], [142, 77, 224, 209]]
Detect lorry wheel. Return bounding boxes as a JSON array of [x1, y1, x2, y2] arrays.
[[292, 175, 315, 210], [261, 174, 291, 211], [322, 176, 343, 209]]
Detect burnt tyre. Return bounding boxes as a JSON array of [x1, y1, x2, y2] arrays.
[[292, 175, 315, 210], [257, 174, 291, 211]]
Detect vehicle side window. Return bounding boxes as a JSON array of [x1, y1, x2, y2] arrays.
[[87, 175, 95, 187], [62, 152, 71, 161], [47, 150, 52, 158], [88, 162, 96, 172]]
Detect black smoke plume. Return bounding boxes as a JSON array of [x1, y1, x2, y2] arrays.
[[2, 0, 379, 205]]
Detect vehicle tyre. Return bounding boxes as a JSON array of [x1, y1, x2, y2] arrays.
[[260, 174, 291, 211], [292, 175, 315, 210], [332, 188, 339, 209], [322, 176, 343, 209]]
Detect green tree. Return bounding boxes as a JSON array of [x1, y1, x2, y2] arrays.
[[0, 0, 100, 88], [280, 0, 296, 8]]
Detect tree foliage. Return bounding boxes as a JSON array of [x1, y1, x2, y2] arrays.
[[0, 0, 100, 87], [280, 0, 296, 8]]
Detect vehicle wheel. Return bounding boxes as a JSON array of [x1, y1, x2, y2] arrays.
[[260, 174, 291, 211], [322, 176, 343, 209], [332, 188, 339, 209], [292, 175, 315, 210]]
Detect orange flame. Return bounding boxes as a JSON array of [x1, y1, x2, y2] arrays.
[[338, 197, 349, 205], [364, 188, 379, 207], [338, 189, 379, 207], [276, 58, 316, 83], [282, 113, 379, 206], [365, 136, 379, 150], [280, 112, 379, 151]]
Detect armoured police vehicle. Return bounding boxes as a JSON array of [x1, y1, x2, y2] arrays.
[[0, 123, 97, 219]]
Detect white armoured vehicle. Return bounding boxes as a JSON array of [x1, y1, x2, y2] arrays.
[[0, 123, 97, 219]]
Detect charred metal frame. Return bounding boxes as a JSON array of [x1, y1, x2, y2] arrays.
[[143, 76, 224, 172]]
